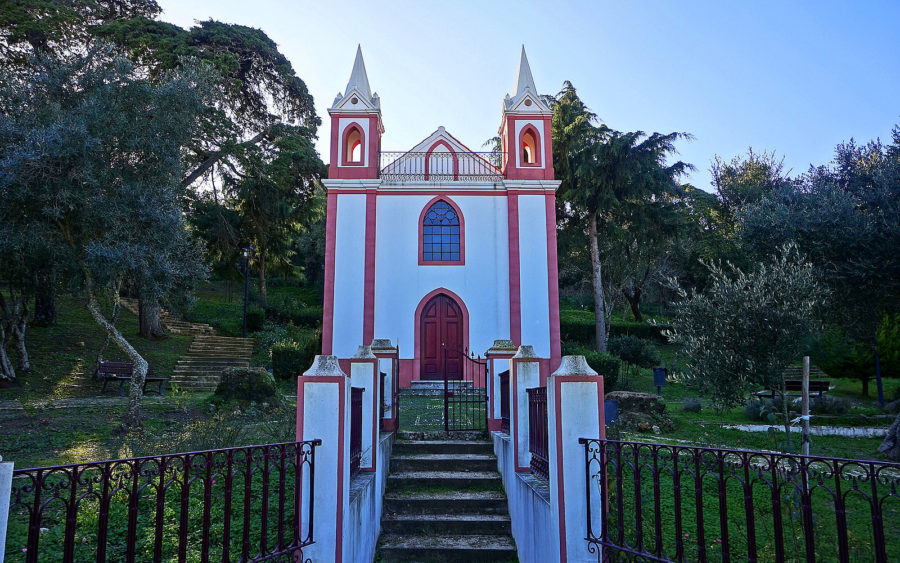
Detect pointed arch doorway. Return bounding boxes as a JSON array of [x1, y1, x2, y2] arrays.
[[420, 293, 463, 381]]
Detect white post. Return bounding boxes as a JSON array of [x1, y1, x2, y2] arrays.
[[350, 345, 379, 471], [548, 355, 606, 563], [802, 356, 811, 457], [511, 345, 541, 472], [0, 457, 13, 561], [371, 338, 399, 432], [486, 339, 517, 432], [296, 355, 350, 563]]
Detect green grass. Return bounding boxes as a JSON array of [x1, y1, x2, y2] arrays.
[[0, 296, 191, 402]]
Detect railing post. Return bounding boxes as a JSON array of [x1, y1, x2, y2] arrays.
[[296, 355, 350, 563], [486, 339, 517, 433], [349, 345, 379, 472], [0, 457, 12, 560], [548, 355, 606, 562], [511, 345, 541, 472], [371, 338, 399, 432]]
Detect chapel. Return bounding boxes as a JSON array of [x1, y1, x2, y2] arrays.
[[321, 46, 562, 387]]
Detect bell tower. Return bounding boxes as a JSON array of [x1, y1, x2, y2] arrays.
[[500, 46, 554, 181], [328, 45, 383, 180]]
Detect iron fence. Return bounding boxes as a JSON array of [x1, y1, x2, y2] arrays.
[[350, 386, 363, 479], [6, 440, 321, 563], [527, 386, 549, 480], [443, 347, 489, 432], [578, 438, 900, 563], [380, 151, 503, 183], [499, 370, 510, 434]]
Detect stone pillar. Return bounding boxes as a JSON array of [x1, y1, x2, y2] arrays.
[[0, 457, 12, 559], [371, 338, 399, 432], [511, 345, 541, 472], [296, 355, 350, 563], [350, 345, 379, 472], [548, 355, 606, 562], [485, 339, 517, 432]]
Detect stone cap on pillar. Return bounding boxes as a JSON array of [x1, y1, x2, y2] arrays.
[[303, 355, 347, 377], [370, 338, 397, 354], [486, 339, 518, 356], [512, 344, 538, 359], [352, 345, 377, 359], [551, 355, 598, 377]]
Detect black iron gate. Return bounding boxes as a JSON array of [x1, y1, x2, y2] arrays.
[[443, 347, 489, 431]]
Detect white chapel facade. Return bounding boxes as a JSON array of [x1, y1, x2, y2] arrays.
[[321, 46, 562, 386]]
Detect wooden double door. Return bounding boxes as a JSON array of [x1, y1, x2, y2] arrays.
[[420, 294, 463, 381]]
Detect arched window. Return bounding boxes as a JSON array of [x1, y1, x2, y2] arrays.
[[521, 126, 540, 166], [343, 124, 364, 165], [421, 199, 463, 263]]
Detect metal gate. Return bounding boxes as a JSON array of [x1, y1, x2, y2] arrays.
[[443, 347, 489, 431]]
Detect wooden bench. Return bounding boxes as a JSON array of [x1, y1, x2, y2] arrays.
[[756, 379, 831, 399], [98, 361, 167, 396]]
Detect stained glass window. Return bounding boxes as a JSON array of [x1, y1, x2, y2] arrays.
[[422, 201, 460, 262]]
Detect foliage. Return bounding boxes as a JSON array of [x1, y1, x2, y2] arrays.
[[560, 310, 670, 347], [810, 395, 850, 415], [246, 306, 266, 333], [811, 319, 900, 396], [608, 336, 660, 368], [582, 349, 621, 390], [214, 367, 278, 403], [667, 243, 827, 445], [271, 333, 320, 380], [264, 291, 323, 329], [681, 398, 702, 413]]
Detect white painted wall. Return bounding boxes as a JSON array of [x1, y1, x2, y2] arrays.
[[346, 432, 394, 563], [332, 193, 367, 358], [373, 194, 512, 358], [517, 195, 551, 357]]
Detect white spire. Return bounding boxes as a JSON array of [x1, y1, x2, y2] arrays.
[[513, 45, 537, 96], [345, 44, 372, 99]]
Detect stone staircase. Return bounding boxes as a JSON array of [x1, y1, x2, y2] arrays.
[[377, 437, 517, 562], [119, 297, 254, 391], [402, 380, 476, 397]]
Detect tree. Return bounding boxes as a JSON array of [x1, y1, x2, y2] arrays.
[[553, 82, 692, 351], [666, 243, 828, 447], [0, 46, 208, 428]]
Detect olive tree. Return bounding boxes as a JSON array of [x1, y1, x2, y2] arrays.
[[665, 243, 827, 447]]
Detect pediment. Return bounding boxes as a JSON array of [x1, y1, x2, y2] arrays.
[[331, 87, 380, 111]]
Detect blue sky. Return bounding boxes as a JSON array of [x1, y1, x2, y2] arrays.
[[156, 1, 900, 190]]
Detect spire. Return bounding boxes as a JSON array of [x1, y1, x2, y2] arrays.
[[344, 44, 372, 99], [513, 45, 537, 96]]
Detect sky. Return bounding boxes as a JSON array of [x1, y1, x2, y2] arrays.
[[155, 0, 900, 190]]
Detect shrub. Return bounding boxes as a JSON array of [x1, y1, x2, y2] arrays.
[[272, 332, 321, 380], [215, 367, 278, 403], [583, 350, 620, 391], [560, 309, 671, 348], [609, 321, 672, 343], [608, 335, 659, 368], [743, 399, 779, 422], [246, 306, 266, 333], [810, 395, 850, 415], [682, 399, 702, 413], [265, 295, 322, 328]]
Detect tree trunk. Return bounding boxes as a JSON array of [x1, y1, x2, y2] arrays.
[[94, 285, 122, 379], [779, 377, 793, 452], [85, 280, 147, 430], [138, 296, 167, 339], [12, 306, 30, 372], [257, 252, 267, 307], [861, 377, 870, 398], [589, 213, 608, 353], [32, 263, 57, 327], [0, 322, 15, 382], [622, 284, 644, 322], [877, 412, 900, 461]]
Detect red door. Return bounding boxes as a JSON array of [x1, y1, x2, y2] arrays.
[[420, 294, 463, 381]]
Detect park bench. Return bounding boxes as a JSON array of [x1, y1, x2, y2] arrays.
[[98, 361, 167, 396], [756, 379, 831, 399]]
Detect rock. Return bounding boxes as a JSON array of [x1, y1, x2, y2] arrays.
[[652, 425, 662, 435], [75, 341, 85, 347], [884, 399, 900, 414], [606, 391, 666, 414]]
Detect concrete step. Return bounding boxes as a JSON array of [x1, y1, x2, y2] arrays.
[[390, 454, 497, 473], [386, 471, 502, 491], [380, 513, 511, 536], [376, 534, 516, 562], [192, 336, 255, 344], [383, 491, 508, 515], [183, 351, 253, 358], [174, 358, 250, 366], [393, 440, 494, 456]]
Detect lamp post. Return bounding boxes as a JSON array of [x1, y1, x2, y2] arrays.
[[240, 245, 253, 338]]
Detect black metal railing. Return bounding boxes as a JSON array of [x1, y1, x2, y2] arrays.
[[380, 151, 503, 182], [443, 347, 489, 432], [379, 371, 387, 423], [350, 386, 363, 479], [527, 386, 549, 480], [499, 370, 510, 434], [578, 438, 900, 563], [7, 440, 321, 563]]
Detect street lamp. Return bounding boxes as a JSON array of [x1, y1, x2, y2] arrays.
[[239, 245, 254, 338]]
